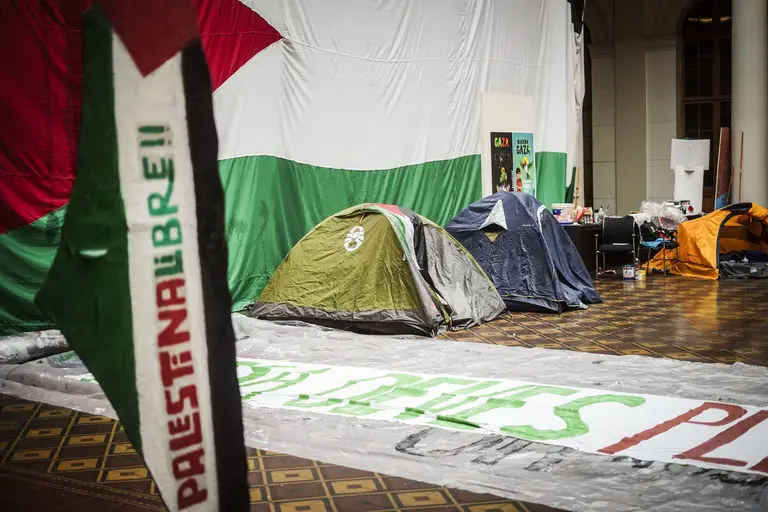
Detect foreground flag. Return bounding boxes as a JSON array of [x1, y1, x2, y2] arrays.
[[35, 1, 249, 510]]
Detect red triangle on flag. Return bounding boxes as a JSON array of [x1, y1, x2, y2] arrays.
[[96, 0, 200, 77], [195, 0, 282, 91]]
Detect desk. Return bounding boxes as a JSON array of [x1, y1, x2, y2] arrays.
[[563, 223, 601, 270], [564, 217, 699, 271], [563, 223, 637, 270]]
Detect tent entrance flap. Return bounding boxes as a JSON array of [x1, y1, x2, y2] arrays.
[[480, 200, 508, 231]]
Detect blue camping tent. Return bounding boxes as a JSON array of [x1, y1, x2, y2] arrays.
[[445, 192, 601, 313]]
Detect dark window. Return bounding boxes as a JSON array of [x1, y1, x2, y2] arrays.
[[720, 100, 731, 128], [681, 0, 732, 189], [719, 38, 731, 95]]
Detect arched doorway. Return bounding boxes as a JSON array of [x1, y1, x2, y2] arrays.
[[681, 0, 732, 211]]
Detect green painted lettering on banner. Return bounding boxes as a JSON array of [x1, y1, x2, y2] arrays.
[[500, 394, 646, 440], [142, 155, 173, 179], [332, 376, 490, 416], [139, 124, 181, 251], [238, 362, 329, 400], [154, 250, 183, 277], [444, 386, 577, 424], [286, 373, 424, 414], [294, 375, 505, 416], [408, 377, 498, 394], [75, 359, 651, 444], [151, 218, 182, 248], [397, 381, 522, 428], [138, 125, 169, 148], [147, 166, 177, 217], [237, 361, 287, 384]]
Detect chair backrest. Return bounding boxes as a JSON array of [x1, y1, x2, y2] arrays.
[[603, 215, 635, 245], [640, 221, 660, 242]]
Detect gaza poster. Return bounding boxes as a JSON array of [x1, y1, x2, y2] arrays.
[[512, 132, 535, 196], [490, 132, 513, 193]]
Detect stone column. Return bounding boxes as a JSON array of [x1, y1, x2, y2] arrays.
[[590, 42, 617, 215], [645, 35, 678, 204], [731, 0, 768, 205], [613, 0, 647, 214]]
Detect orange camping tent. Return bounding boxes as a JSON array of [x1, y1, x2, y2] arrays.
[[649, 203, 768, 279]]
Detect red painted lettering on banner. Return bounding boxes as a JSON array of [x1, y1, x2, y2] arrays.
[[751, 455, 768, 473], [158, 308, 190, 347], [173, 447, 207, 479], [178, 477, 208, 509], [159, 349, 194, 387], [165, 385, 199, 415], [144, 123, 211, 508], [674, 410, 768, 468], [168, 412, 203, 451], [598, 402, 747, 455], [156, 278, 186, 308]]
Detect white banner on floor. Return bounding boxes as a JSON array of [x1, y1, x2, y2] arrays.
[[66, 357, 768, 476]]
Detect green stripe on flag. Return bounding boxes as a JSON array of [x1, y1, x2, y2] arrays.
[[6, 150, 570, 329], [219, 154, 481, 310], [535, 151, 568, 209], [35, 9, 141, 451], [0, 207, 66, 335]]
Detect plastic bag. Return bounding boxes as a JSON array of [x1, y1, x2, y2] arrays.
[[0, 330, 69, 364], [639, 201, 686, 231]]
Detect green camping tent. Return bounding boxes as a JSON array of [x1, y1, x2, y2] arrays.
[[249, 204, 505, 336]]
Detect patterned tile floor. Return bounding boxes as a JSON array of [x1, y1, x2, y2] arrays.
[[2, 274, 767, 510], [443, 275, 768, 366], [0, 396, 561, 511]]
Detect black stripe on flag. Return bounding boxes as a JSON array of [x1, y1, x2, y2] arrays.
[[568, 0, 585, 34], [181, 40, 250, 511]]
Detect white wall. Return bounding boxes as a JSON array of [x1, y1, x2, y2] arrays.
[[479, 93, 535, 196]]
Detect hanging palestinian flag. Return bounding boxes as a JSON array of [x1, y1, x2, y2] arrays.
[[34, 1, 249, 510], [3, 0, 587, 334]]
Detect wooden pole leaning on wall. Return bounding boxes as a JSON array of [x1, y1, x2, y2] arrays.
[[739, 132, 744, 202], [573, 167, 581, 208], [728, 166, 734, 206]]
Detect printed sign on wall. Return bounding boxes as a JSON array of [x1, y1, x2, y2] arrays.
[[512, 132, 535, 196], [490, 132, 513, 193]]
